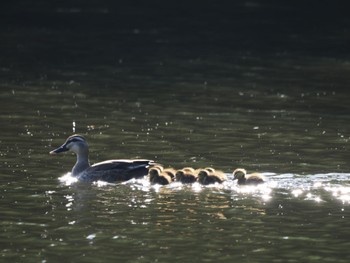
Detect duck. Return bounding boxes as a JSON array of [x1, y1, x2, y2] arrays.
[[198, 168, 227, 185], [149, 167, 173, 185], [233, 168, 265, 185], [175, 167, 198, 184], [50, 134, 154, 182]]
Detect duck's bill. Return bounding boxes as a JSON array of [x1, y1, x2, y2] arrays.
[[50, 145, 68, 154]]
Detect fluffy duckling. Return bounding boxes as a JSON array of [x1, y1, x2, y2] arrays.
[[175, 167, 198, 184], [151, 164, 165, 172], [204, 167, 216, 173], [150, 164, 176, 178], [182, 167, 196, 173], [149, 167, 172, 185], [163, 167, 176, 180], [233, 168, 265, 185], [198, 168, 227, 185], [149, 166, 162, 178]]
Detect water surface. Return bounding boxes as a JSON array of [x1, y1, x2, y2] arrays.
[[1, 1, 350, 262]]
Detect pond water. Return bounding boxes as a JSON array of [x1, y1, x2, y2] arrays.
[[1, 1, 350, 262]]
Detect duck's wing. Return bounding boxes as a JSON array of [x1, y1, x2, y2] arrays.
[[85, 159, 154, 182]]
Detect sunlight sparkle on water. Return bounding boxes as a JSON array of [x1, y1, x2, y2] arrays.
[[86, 234, 96, 240], [192, 182, 202, 192], [58, 173, 78, 185], [55, 171, 350, 205], [93, 180, 111, 187], [313, 181, 323, 188], [292, 189, 303, 197], [324, 185, 350, 203], [305, 192, 323, 202]]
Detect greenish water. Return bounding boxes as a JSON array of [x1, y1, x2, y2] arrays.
[[1, 1, 350, 262]]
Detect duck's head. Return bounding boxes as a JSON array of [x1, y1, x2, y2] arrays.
[[233, 168, 247, 180], [50, 134, 88, 155]]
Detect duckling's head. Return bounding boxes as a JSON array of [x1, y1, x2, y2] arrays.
[[182, 167, 195, 173], [205, 167, 215, 173], [233, 168, 247, 180], [149, 167, 162, 182], [175, 170, 185, 180], [151, 165, 164, 172], [50, 134, 88, 155], [149, 167, 161, 177], [198, 169, 209, 180]]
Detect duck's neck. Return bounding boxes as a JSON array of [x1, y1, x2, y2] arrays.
[[71, 149, 90, 176]]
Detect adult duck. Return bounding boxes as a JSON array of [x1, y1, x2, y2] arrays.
[[50, 134, 154, 182]]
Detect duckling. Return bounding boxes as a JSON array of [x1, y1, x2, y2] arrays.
[[198, 168, 227, 185], [175, 168, 198, 184], [149, 165, 176, 181], [149, 167, 172, 185], [204, 167, 216, 173], [233, 168, 265, 185], [50, 134, 154, 182], [182, 167, 196, 173], [151, 164, 165, 172], [148, 166, 162, 179], [163, 167, 176, 180]]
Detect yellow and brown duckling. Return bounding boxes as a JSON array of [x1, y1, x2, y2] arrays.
[[233, 168, 265, 185], [198, 167, 227, 185], [203, 167, 216, 173], [162, 167, 176, 180], [150, 164, 165, 171], [182, 167, 196, 173], [149, 166, 173, 185], [149, 165, 176, 180], [175, 167, 198, 184]]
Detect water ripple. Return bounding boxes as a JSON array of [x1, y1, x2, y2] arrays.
[[58, 172, 350, 205]]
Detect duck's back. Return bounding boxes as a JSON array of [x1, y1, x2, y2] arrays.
[[80, 159, 153, 182]]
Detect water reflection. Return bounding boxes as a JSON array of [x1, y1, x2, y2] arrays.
[[58, 171, 350, 207], [2, 1, 350, 260], [3, 168, 350, 262]]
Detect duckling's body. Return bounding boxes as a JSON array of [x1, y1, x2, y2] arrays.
[[233, 168, 265, 185], [50, 134, 154, 182], [175, 168, 198, 184], [149, 167, 173, 185], [198, 168, 227, 185]]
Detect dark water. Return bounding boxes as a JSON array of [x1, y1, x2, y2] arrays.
[[1, 1, 350, 262]]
